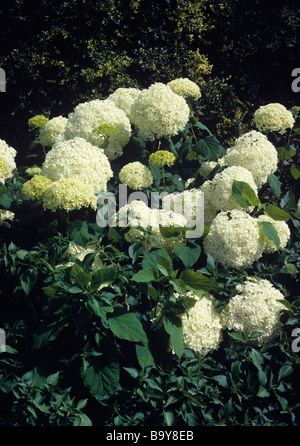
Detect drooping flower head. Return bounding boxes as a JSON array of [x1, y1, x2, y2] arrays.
[[63, 99, 132, 160], [254, 103, 295, 135], [220, 278, 287, 345], [130, 83, 190, 141], [118, 161, 153, 190], [42, 177, 97, 212]]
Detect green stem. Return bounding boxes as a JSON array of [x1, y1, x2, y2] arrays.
[[162, 165, 165, 191]]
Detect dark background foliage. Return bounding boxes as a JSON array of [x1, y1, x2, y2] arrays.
[[0, 0, 299, 164]]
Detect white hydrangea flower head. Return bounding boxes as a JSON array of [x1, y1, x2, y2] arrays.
[[257, 214, 290, 253], [162, 188, 203, 229], [42, 177, 97, 212], [41, 137, 113, 194], [130, 82, 190, 141], [22, 175, 53, 201], [0, 139, 17, 184], [209, 165, 258, 212], [167, 78, 201, 100], [220, 278, 287, 345], [224, 130, 278, 188], [198, 157, 226, 178], [117, 200, 187, 254], [63, 99, 132, 160], [118, 161, 153, 190], [107, 87, 141, 120], [203, 209, 265, 269], [199, 180, 217, 225], [0, 209, 15, 222], [254, 103, 295, 135], [178, 292, 223, 354], [39, 116, 68, 147]]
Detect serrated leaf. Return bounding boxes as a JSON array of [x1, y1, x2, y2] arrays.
[[81, 356, 119, 396], [232, 179, 260, 208], [264, 204, 291, 221], [258, 221, 280, 248], [179, 270, 219, 293], [157, 254, 173, 277], [131, 268, 156, 283], [163, 314, 183, 359], [196, 135, 225, 161], [90, 265, 117, 290], [174, 243, 201, 269], [267, 173, 282, 198]]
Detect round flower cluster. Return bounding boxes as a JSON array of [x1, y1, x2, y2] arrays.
[[22, 175, 53, 201], [149, 150, 176, 167], [107, 87, 141, 120], [162, 189, 203, 229], [199, 180, 217, 225], [167, 78, 201, 101], [39, 116, 68, 147], [117, 200, 187, 254], [203, 210, 265, 269], [208, 165, 257, 212], [220, 278, 287, 345], [41, 137, 113, 194], [224, 130, 278, 188], [254, 103, 295, 135], [28, 115, 49, 130], [42, 177, 97, 212], [178, 292, 222, 354], [25, 167, 42, 177], [63, 99, 132, 160], [130, 83, 190, 141], [0, 139, 17, 184], [198, 158, 226, 178], [118, 161, 153, 190], [257, 214, 290, 253]]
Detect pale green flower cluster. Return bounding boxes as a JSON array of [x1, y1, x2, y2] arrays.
[[203, 210, 265, 269], [149, 150, 176, 167], [220, 278, 287, 345], [28, 115, 49, 130], [22, 175, 53, 201], [107, 87, 141, 120], [63, 99, 132, 160], [0, 139, 17, 184], [130, 83, 190, 141], [39, 116, 68, 147], [167, 78, 201, 101], [41, 137, 113, 194], [42, 177, 97, 212], [25, 167, 42, 176], [254, 103, 295, 135], [178, 292, 222, 354], [224, 130, 278, 187], [257, 214, 290, 253], [117, 200, 187, 254], [118, 161, 153, 190]]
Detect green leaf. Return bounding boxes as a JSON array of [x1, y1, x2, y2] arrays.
[[20, 269, 38, 296], [196, 135, 225, 161], [157, 254, 173, 277], [69, 220, 91, 247], [258, 221, 280, 248], [170, 278, 187, 295], [81, 356, 119, 396], [135, 343, 155, 368], [267, 173, 282, 198], [232, 179, 260, 208], [163, 314, 183, 359], [174, 243, 201, 269], [90, 265, 117, 291], [69, 263, 90, 290], [108, 307, 148, 343], [131, 268, 156, 283], [159, 225, 183, 239], [290, 164, 300, 180], [264, 204, 291, 221], [179, 270, 219, 293]]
